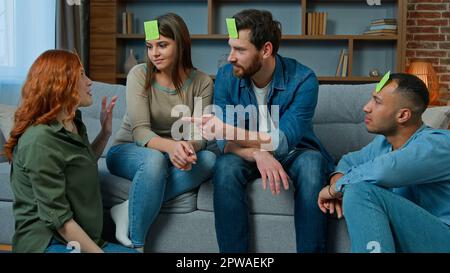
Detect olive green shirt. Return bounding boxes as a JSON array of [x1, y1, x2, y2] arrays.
[[112, 63, 213, 149], [10, 111, 105, 253]]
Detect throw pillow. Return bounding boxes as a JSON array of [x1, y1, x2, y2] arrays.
[[422, 106, 450, 129]]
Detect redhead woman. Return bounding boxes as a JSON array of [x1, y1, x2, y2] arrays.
[[4, 50, 138, 253]]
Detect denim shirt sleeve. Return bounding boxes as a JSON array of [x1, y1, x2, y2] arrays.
[[335, 135, 385, 174], [213, 66, 231, 154], [335, 131, 450, 192], [268, 129, 289, 158], [277, 72, 319, 157]]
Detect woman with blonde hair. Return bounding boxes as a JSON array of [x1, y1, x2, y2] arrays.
[[5, 49, 137, 253]]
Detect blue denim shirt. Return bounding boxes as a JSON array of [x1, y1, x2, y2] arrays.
[[213, 54, 334, 173], [335, 125, 450, 226]]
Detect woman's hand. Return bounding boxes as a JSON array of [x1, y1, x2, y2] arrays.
[[99, 96, 118, 137], [168, 141, 197, 170]]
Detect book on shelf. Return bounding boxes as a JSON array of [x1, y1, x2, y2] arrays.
[[335, 49, 345, 77], [369, 24, 397, 31], [363, 29, 397, 35], [121, 11, 134, 34], [371, 18, 397, 25], [306, 12, 327, 35], [122, 12, 127, 34], [341, 54, 348, 77], [364, 18, 397, 35]]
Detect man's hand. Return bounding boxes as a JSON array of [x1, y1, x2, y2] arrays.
[[168, 141, 197, 170], [183, 115, 227, 141], [99, 96, 118, 137], [317, 173, 344, 219], [253, 150, 290, 195]]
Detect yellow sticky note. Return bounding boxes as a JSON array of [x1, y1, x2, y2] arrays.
[[144, 20, 159, 40], [226, 18, 238, 39], [376, 71, 391, 93]]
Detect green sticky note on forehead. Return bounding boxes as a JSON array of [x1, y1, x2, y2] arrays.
[[226, 18, 238, 39], [376, 71, 391, 93], [144, 20, 159, 40]]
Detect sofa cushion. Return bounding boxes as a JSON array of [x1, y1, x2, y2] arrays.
[[0, 131, 6, 163], [314, 122, 375, 164], [0, 162, 13, 201], [313, 84, 376, 162], [0, 201, 14, 244], [81, 82, 127, 120], [0, 104, 15, 139], [197, 180, 295, 216], [422, 106, 450, 129], [80, 82, 127, 158], [81, 116, 123, 158], [314, 84, 375, 124], [98, 158, 198, 213], [0, 104, 16, 162]]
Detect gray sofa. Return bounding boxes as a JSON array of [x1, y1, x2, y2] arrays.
[[1, 81, 449, 252]]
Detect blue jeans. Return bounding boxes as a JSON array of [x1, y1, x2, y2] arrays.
[[106, 143, 216, 247], [343, 182, 450, 253], [213, 149, 328, 253], [45, 239, 139, 253]]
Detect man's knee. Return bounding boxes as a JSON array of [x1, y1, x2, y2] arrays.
[[290, 150, 327, 189], [342, 182, 376, 211], [213, 153, 247, 188]]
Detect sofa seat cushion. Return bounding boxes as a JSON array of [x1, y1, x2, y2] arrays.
[[98, 158, 198, 213], [0, 162, 13, 201], [197, 180, 295, 216]]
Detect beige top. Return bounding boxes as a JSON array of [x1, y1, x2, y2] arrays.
[[112, 63, 213, 150]]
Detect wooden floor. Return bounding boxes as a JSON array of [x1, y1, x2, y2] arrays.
[[0, 244, 12, 252]]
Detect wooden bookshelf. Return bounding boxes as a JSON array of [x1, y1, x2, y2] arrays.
[[90, 0, 407, 84]]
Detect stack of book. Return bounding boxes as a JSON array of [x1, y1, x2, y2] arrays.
[[307, 12, 327, 35], [335, 49, 348, 77], [363, 18, 397, 35]]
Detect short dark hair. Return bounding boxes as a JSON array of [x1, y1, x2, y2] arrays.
[[233, 9, 282, 55], [389, 73, 429, 116]]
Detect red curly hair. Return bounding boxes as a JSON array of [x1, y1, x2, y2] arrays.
[[4, 50, 82, 161]]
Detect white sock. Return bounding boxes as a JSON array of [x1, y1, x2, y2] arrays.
[[135, 247, 144, 253], [110, 200, 132, 247]]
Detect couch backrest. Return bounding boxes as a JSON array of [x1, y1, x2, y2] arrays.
[[0, 131, 6, 163], [80, 81, 127, 157], [82, 81, 377, 161], [313, 84, 377, 163]]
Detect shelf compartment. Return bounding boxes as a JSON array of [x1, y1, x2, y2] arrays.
[[352, 40, 396, 77], [117, 0, 209, 35], [213, 0, 302, 35], [306, 1, 397, 35]]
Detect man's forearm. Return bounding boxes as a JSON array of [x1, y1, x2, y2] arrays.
[[224, 141, 259, 162], [227, 126, 272, 150]]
